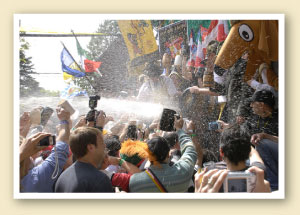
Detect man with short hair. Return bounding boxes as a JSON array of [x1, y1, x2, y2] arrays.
[[219, 89, 279, 191], [137, 63, 178, 105], [246, 89, 279, 191], [55, 111, 113, 192], [195, 125, 271, 193], [246, 89, 278, 136]]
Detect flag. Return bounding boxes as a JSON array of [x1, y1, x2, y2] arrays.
[[60, 81, 88, 100], [195, 29, 205, 68], [75, 37, 102, 73], [201, 26, 208, 41], [84, 59, 102, 73], [202, 20, 229, 48], [194, 20, 229, 67], [63, 72, 74, 82], [61, 48, 86, 77], [188, 29, 197, 65], [217, 20, 229, 41]]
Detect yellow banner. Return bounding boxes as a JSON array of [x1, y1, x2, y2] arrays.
[[118, 20, 159, 66]]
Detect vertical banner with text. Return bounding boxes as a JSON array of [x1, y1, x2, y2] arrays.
[[158, 20, 188, 59]]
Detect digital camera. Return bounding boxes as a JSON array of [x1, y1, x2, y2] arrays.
[[208, 121, 221, 130], [38, 135, 56, 147], [223, 171, 256, 192]]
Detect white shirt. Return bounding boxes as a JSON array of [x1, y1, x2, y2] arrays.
[[137, 75, 177, 103]]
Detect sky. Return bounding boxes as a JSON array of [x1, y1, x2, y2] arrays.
[[18, 14, 104, 91]]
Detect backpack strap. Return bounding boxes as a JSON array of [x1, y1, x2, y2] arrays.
[[145, 168, 168, 193]]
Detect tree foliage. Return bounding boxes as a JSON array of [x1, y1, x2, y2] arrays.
[[19, 38, 42, 96], [74, 20, 121, 95], [87, 20, 120, 59]]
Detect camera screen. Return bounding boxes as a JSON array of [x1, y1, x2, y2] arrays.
[[208, 122, 219, 130], [38, 136, 56, 146], [227, 178, 247, 192]]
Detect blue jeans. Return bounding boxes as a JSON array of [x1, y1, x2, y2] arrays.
[[256, 139, 278, 191]]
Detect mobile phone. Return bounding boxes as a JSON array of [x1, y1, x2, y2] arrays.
[[223, 171, 256, 192], [40, 107, 54, 126], [38, 135, 56, 146]]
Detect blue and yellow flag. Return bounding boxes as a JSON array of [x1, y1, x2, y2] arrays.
[[61, 48, 85, 77]]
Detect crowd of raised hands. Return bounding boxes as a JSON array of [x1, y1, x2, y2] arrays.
[[18, 99, 277, 194]]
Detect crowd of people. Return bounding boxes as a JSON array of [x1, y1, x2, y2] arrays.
[[19, 39, 279, 193]]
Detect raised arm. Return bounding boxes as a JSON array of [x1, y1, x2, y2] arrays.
[[56, 107, 71, 144], [20, 112, 32, 138]]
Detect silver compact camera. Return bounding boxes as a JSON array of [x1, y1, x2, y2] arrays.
[[223, 171, 256, 192], [208, 121, 221, 130]]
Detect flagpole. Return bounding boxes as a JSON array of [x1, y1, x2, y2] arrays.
[[72, 30, 103, 77], [71, 30, 84, 70], [60, 41, 98, 92]]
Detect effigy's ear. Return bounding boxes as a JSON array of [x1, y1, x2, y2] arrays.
[[258, 20, 278, 61], [258, 21, 269, 55]]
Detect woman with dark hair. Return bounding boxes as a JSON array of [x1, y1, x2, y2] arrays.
[[129, 116, 197, 192]]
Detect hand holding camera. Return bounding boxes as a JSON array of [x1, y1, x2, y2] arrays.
[[195, 169, 229, 193], [86, 95, 107, 128], [208, 120, 230, 132], [72, 115, 87, 130], [208, 121, 222, 131], [96, 110, 106, 128], [185, 119, 195, 134], [20, 132, 52, 163], [195, 168, 263, 193], [248, 166, 271, 192], [174, 114, 184, 131]]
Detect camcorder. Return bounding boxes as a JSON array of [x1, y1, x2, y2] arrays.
[[223, 171, 256, 192], [86, 95, 104, 123], [208, 121, 221, 131], [38, 135, 56, 146]]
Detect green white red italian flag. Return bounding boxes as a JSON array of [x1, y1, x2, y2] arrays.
[[76, 39, 102, 74]]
